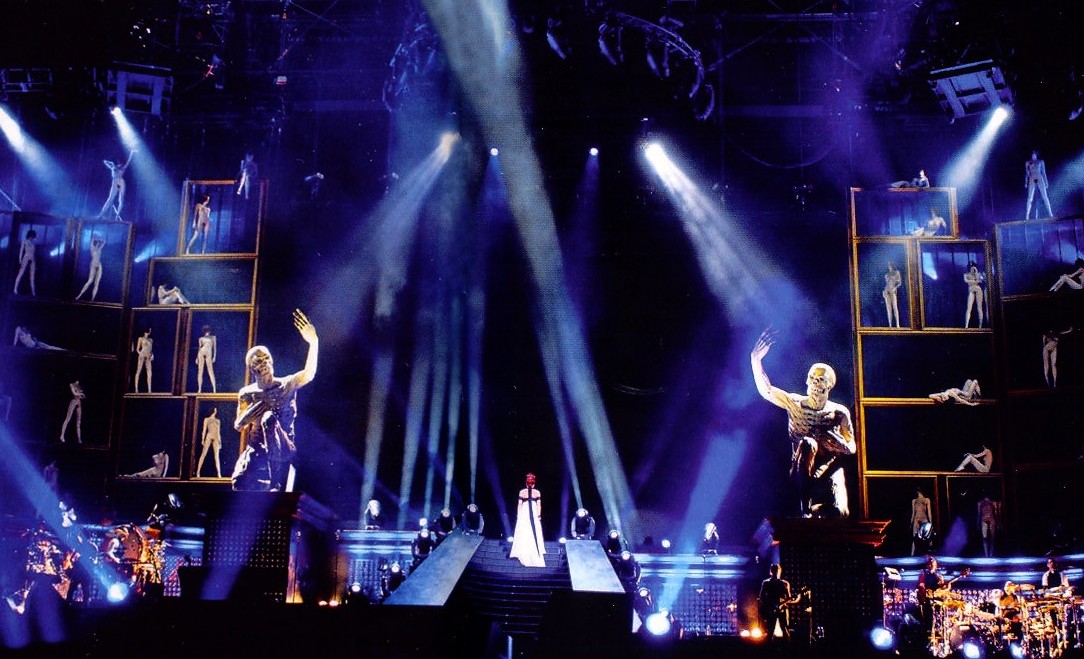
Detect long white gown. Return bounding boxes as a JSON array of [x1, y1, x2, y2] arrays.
[[509, 487, 546, 567]]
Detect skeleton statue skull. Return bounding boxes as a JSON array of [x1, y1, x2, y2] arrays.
[[805, 363, 836, 400], [246, 346, 273, 381]]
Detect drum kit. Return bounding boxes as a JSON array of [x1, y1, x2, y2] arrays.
[[103, 523, 167, 597], [928, 584, 1080, 658], [6, 522, 167, 614]]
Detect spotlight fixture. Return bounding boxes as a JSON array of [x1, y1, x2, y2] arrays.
[[106, 582, 130, 604], [633, 585, 655, 618], [381, 560, 405, 599], [645, 39, 671, 79], [644, 610, 672, 637], [612, 550, 641, 588], [411, 528, 435, 568], [928, 60, 1014, 120], [490, 147, 499, 156], [546, 17, 571, 60], [461, 503, 484, 535], [589, 147, 599, 157], [604, 529, 626, 555], [569, 508, 596, 540], [691, 83, 715, 121], [869, 626, 894, 651], [598, 22, 623, 66]]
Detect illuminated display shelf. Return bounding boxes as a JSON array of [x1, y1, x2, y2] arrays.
[[849, 187, 1003, 557]]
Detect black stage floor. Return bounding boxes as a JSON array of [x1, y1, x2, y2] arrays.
[[4, 598, 1083, 659]]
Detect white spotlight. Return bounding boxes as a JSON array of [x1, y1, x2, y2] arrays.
[[644, 610, 672, 637], [991, 105, 1011, 127], [961, 640, 983, 659], [106, 582, 130, 604], [869, 626, 894, 650], [110, 106, 123, 116], [490, 147, 499, 156], [589, 147, 599, 157]]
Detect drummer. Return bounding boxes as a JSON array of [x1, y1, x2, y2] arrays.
[[998, 580, 1025, 639], [1041, 558, 1071, 592]]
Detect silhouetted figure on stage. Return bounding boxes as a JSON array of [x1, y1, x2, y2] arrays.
[[917, 555, 947, 635], [759, 563, 794, 642], [363, 499, 383, 530], [751, 328, 856, 517], [431, 508, 455, 543]]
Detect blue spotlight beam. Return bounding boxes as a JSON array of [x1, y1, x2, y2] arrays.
[[111, 108, 179, 226], [422, 0, 641, 540], [421, 301, 450, 522], [941, 106, 1011, 212], [443, 296, 464, 509], [0, 104, 75, 214], [643, 142, 783, 326], [396, 318, 433, 530], [359, 351, 394, 521]]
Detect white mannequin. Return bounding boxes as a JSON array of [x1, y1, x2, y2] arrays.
[[157, 284, 190, 305], [127, 451, 169, 478], [1025, 150, 1053, 219], [59, 381, 84, 444], [964, 262, 985, 328], [1043, 328, 1073, 387], [134, 328, 153, 393], [97, 150, 135, 220], [955, 445, 993, 473], [186, 194, 212, 254], [76, 235, 106, 301], [911, 488, 932, 556], [196, 408, 222, 478], [1049, 258, 1084, 292], [14, 326, 64, 350], [13, 229, 37, 295], [236, 152, 258, 200], [929, 379, 981, 406], [195, 325, 217, 393], [912, 208, 947, 236], [882, 262, 902, 328]]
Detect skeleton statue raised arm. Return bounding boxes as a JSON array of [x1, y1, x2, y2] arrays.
[[231, 310, 318, 492], [751, 329, 856, 517]]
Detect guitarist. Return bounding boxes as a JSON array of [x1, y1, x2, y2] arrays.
[[759, 563, 800, 641], [918, 556, 969, 634]]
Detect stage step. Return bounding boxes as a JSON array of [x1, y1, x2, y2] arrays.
[[457, 539, 579, 640]]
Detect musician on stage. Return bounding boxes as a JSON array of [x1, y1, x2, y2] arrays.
[[917, 555, 948, 634], [1042, 557, 1070, 591], [997, 580, 1025, 640], [758, 563, 795, 641]]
